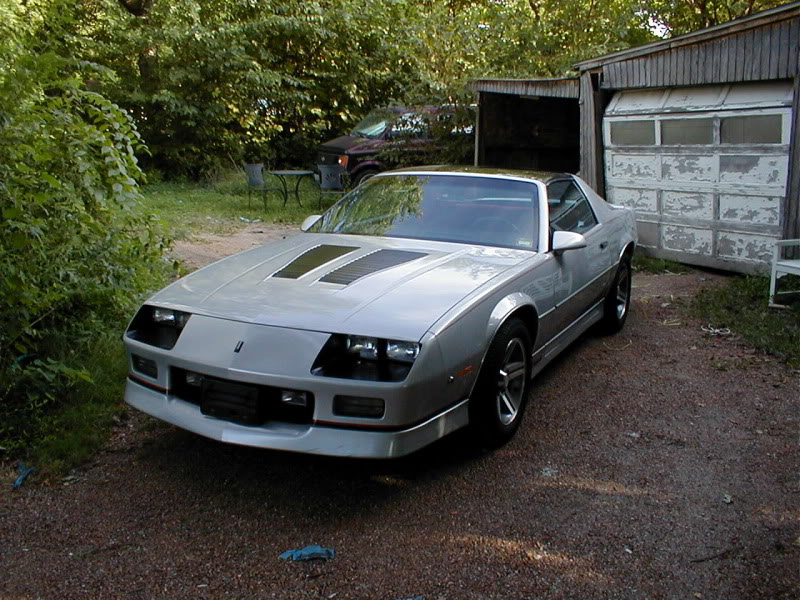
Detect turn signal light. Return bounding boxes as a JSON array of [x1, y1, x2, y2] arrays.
[[333, 395, 385, 418]]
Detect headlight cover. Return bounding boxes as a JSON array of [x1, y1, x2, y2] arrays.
[[313, 334, 421, 382], [126, 305, 191, 350]]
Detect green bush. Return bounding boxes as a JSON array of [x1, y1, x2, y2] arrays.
[[0, 47, 169, 456]]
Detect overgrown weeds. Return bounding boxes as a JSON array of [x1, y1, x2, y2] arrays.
[[140, 169, 337, 239], [691, 275, 800, 367]]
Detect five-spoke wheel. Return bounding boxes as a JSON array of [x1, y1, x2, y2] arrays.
[[469, 318, 531, 447]]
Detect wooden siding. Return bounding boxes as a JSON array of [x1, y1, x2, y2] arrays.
[[598, 18, 800, 90], [576, 2, 800, 71], [472, 78, 580, 99], [578, 72, 605, 192]]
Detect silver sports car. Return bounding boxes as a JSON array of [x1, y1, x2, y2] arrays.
[[124, 167, 637, 457]]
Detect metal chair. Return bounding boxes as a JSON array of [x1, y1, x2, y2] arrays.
[[769, 238, 800, 308], [244, 163, 281, 210], [316, 164, 349, 209]]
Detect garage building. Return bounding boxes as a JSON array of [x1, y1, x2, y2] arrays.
[[473, 2, 799, 273]]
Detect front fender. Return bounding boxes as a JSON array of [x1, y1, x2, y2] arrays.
[[486, 292, 538, 344]]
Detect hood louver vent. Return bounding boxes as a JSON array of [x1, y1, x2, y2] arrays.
[[272, 245, 359, 279], [319, 249, 427, 286]]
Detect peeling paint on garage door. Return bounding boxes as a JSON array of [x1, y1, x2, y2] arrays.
[[603, 82, 792, 273]]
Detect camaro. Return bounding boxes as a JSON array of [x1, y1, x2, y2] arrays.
[[124, 167, 637, 458]]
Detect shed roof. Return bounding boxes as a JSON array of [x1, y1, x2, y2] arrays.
[[471, 77, 580, 98], [575, 0, 800, 70]]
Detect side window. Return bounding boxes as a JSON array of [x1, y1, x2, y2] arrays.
[[546, 180, 598, 234]]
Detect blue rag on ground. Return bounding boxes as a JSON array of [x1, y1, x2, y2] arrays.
[[12, 463, 35, 489], [279, 545, 336, 561]]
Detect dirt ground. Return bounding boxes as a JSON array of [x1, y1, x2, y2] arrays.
[[1, 225, 798, 600]]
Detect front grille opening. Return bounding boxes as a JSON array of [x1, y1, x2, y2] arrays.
[[170, 368, 314, 426]]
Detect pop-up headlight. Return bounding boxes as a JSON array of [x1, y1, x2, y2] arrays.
[[126, 305, 191, 350], [312, 335, 421, 382], [386, 340, 420, 363], [152, 308, 190, 329], [345, 336, 379, 360]]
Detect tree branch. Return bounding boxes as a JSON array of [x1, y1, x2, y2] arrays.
[[117, 0, 153, 18]]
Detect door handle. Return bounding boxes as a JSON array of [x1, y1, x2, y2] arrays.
[[599, 241, 608, 249]]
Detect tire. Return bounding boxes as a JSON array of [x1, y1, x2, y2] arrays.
[[598, 254, 632, 334], [352, 168, 379, 187], [468, 318, 532, 448]]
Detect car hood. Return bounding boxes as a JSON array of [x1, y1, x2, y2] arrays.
[[319, 135, 385, 155], [150, 234, 537, 341]]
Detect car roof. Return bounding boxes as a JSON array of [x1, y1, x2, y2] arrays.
[[382, 165, 570, 184]]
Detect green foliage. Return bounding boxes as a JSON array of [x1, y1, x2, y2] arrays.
[[637, 0, 788, 36], [30, 335, 130, 475], [691, 275, 800, 367], [0, 14, 169, 456], [10, 0, 778, 181]]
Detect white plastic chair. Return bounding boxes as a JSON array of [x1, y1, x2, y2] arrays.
[[768, 239, 800, 308]]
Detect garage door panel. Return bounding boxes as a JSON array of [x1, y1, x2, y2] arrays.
[[636, 221, 660, 247], [719, 194, 780, 225], [662, 225, 713, 255], [717, 232, 775, 262], [662, 190, 714, 219], [608, 154, 659, 179], [606, 187, 658, 213], [719, 154, 788, 186], [661, 155, 717, 182]]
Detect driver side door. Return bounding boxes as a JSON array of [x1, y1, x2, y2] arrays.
[[546, 177, 611, 334]]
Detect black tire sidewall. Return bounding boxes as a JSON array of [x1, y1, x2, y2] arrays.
[[600, 257, 632, 334], [468, 318, 532, 447]]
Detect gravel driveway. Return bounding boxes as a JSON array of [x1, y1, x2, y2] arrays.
[[2, 225, 797, 599]]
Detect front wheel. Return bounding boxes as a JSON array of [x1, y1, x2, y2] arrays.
[[598, 255, 632, 334], [468, 318, 532, 448]]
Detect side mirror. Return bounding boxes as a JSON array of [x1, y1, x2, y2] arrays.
[[300, 215, 322, 232], [552, 230, 587, 253]]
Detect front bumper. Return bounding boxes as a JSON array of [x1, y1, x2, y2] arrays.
[[126, 378, 468, 458]]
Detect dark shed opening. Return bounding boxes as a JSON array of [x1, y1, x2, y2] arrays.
[[478, 93, 580, 173]]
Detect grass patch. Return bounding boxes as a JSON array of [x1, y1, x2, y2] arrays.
[[30, 336, 129, 476], [141, 169, 336, 240], [691, 274, 800, 366], [632, 252, 690, 274]]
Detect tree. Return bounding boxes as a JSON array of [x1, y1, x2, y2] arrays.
[[637, 0, 789, 36], [0, 1, 166, 448]]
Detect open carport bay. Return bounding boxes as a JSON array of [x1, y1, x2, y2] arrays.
[[1, 271, 797, 600]]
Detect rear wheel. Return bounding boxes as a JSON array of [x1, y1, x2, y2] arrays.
[[468, 318, 531, 447], [598, 254, 632, 334]]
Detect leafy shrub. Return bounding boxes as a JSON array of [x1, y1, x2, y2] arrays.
[[0, 48, 169, 453]]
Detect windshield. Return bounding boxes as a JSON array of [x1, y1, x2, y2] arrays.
[[309, 174, 539, 250], [351, 108, 400, 139]]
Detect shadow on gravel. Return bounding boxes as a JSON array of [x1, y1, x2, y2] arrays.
[[133, 422, 487, 520], [129, 330, 603, 522]]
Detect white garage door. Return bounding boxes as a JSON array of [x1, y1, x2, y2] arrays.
[[603, 81, 793, 273]]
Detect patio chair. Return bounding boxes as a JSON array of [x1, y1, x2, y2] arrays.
[[769, 238, 800, 308], [244, 163, 281, 210], [316, 164, 349, 209]]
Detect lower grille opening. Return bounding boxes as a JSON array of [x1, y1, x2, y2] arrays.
[[170, 367, 314, 426]]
